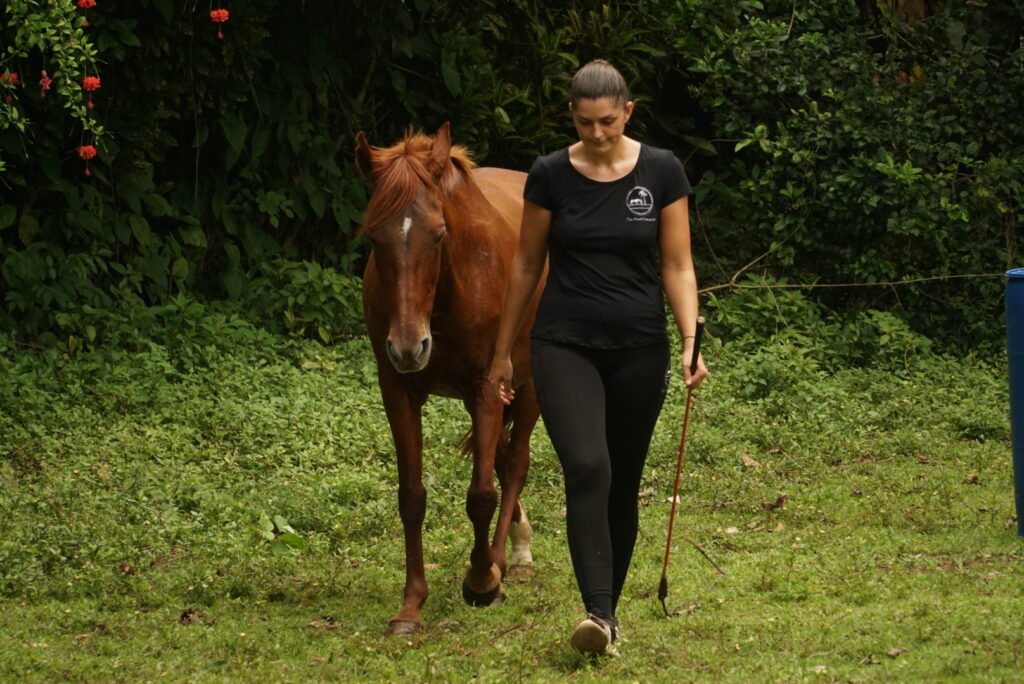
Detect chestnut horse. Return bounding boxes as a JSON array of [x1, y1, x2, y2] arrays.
[[355, 123, 542, 636]]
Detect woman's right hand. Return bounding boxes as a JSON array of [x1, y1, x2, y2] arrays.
[[487, 357, 516, 405]]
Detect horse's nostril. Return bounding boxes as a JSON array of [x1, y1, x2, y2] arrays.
[[418, 338, 431, 360]]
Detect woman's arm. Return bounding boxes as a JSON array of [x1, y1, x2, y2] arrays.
[[660, 195, 708, 389], [487, 199, 552, 404]]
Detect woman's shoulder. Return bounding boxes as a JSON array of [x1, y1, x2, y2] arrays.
[[527, 147, 572, 183], [533, 147, 570, 168], [640, 143, 682, 167]]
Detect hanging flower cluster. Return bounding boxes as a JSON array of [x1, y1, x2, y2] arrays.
[[78, 144, 97, 176], [82, 75, 101, 109], [76, 0, 96, 27], [210, 8, 230, 39], [1, 71, 18, 103], [72, 2, 100, 174]]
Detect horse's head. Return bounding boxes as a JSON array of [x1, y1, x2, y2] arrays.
[[356, 123, 467, 374]]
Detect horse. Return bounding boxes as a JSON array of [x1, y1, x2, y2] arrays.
[[355, 123, 543, 636]]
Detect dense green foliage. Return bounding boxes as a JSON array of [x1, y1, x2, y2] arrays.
[[1, 0, 1022, 351], [2, 327, 1019, 679]]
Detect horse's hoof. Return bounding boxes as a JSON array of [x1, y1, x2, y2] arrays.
[[506, 564, 536, 582], [462, 580, 506, 607], [387, 619, 421, 636]]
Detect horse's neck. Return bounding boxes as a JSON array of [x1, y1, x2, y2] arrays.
[[435, 171, 513, 302], [441, 172, 502, 252]]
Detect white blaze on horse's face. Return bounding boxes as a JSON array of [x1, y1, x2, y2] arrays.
[[378, 195, 447, 374], [400, 215, 413, 249]]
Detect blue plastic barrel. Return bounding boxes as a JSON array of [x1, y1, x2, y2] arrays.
[[1005, 268, 1024, 537]]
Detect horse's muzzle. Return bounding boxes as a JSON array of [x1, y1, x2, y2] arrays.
[[386, 334, 432, 373]]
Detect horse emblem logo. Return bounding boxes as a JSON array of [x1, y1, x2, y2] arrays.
[[626, 186, 654, 216]]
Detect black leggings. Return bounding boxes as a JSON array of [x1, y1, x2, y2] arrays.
[[531, 338, 670, 618]]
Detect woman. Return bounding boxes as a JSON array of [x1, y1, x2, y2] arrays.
[[487, 59, 707, 656]]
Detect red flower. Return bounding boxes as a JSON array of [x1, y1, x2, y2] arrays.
[[78, 145, 98, 176], [0, 72, 19, 86], [82, 76, 101, 109], [39, 70, 52, 97], [77, 0, 96, 24], [211, 8, 229, 39]]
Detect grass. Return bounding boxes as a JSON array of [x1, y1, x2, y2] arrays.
[[1, 330, 1021, 682]]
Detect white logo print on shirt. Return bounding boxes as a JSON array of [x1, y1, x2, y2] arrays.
[[626, 186, 654, 217]]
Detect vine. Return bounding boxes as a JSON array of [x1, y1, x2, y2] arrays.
[[1, 0, 102, 174]]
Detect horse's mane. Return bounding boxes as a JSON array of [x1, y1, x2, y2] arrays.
[[362, 129, 476, 234]]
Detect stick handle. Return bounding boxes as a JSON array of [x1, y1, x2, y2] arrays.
[[688, 317, 705, 376]]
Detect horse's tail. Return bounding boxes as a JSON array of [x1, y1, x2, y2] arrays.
[[456, 404, 514, 457]]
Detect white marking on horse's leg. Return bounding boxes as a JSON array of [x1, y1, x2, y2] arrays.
[[508, 499, 533, 566]]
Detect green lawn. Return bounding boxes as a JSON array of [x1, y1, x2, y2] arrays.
[[2, 334, 1021, 682]]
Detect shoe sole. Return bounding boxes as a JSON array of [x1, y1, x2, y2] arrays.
[[571, 620, 610, 654]]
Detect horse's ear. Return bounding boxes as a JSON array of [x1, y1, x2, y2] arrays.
[[426, 122, 452, 181], [355, 131, 374, 182]]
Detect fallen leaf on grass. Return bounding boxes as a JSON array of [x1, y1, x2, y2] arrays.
[[772, 522, 786, 532], [724, 526, 740, 534], [309, 620, 339, 630], [73, 625, 109, 640], [861, 655, 881, 665], [887, 647, 907, 658], [1006, 517, 1018, 530], [746, 520, 764, 531], [965, 473, 980, 485], [742, 454, 762, 468], [665, 495, 681, 504], [639, 488, 654, 499], [915, 454, 931, 464], [761, 494, 788, 510]]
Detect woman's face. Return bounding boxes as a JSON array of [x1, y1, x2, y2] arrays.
[[570, 97, 634, 154]]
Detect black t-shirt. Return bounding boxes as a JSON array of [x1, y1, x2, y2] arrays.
[[524, 144, 692, 348]]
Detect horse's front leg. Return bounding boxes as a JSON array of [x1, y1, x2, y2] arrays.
[[380, 377, 428, 635], [461, 387, 505, 607]]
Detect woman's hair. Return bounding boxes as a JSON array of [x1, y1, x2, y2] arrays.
[[568, 60, 631, 108]]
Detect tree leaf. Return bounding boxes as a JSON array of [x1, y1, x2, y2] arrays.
[[18, 211, 40, 245], [278, 533, 307, 551], [221, 113, 248, 155], [441, 49, 461, 96], [128, 214, 152, 245], [171, 256, 189, 280], [0, 205, 16, 229]]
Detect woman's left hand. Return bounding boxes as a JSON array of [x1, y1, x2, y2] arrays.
[[682, 350, 708, 390]]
